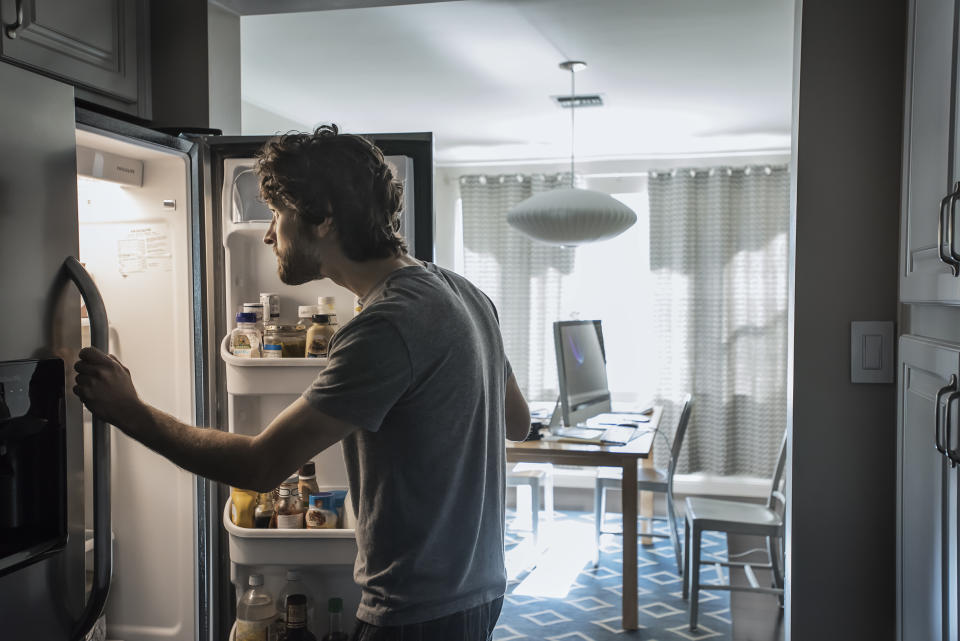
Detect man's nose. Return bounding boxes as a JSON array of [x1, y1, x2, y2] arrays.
[[263, 219, 276, 246]]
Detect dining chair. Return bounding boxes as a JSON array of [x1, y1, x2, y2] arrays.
[[507, 463, 554, 545], [682, 430, 787, 631], [593, 394, 693, 573]]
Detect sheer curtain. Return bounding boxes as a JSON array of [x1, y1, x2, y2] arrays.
[[648, 165, 790, 476], [459, 174, 573, 400]]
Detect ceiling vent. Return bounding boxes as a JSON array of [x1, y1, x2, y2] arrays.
[[552, 94, 604, 108]]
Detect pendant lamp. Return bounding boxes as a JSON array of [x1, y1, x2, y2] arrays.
[[506, 61, 637, 246]]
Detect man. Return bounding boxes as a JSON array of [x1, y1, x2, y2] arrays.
[[74, 125, 532, 640]]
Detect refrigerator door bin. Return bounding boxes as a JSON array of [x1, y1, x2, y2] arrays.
[[223, 497, 357, 566], [221, 336, 327, 395]]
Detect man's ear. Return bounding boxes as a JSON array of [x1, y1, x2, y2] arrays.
[[313, 216, 335, 239]]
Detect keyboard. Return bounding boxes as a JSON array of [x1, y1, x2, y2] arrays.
[[554, 424, 644, 445]]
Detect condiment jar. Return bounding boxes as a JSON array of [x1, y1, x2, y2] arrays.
[[296, 305, 318, 332], [298, 461, 321, 500], [264, 324, 307, 359], [274, 475, 305, 529], [305, 314, 336, 358], [305, 493, 338, 529]]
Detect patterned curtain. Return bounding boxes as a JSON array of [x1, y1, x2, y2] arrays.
[[649, 165, 790, 476], [459, 174, 574, 400]]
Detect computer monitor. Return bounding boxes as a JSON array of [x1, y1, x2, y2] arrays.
[[554, 320, 612, 427]]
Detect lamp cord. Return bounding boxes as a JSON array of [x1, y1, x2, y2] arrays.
[[570, 66, 575, 187]]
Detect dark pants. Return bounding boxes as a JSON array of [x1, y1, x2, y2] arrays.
[[350, 597, 504, 641]]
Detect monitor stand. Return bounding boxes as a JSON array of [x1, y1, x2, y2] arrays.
[[548, 396, 563, 433]]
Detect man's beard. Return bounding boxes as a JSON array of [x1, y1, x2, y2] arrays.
[[276, 230, 322, 285]]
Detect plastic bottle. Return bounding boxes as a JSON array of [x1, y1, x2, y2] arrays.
[[320, 598, 348, 641], [242, 302, 266, 337], [260, 292, 280, 326], [230, 487, 258, 528], [305, 315, 336, 358], [298, 462, 321, 500], [231, 312, 262, 358], [277, 570, 315, 636], [317, 296, 338, 326], [235, 574, 277, 641]]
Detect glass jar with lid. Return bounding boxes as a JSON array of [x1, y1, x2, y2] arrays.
[[264, 323, 308, 359], [296, 305, 318, 332], [305, 314, 336, 358]]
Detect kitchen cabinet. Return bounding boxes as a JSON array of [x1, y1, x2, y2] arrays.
[[898, 335, 960, 641], [901, 0, 960, 302], [0, 0, 150, 120]]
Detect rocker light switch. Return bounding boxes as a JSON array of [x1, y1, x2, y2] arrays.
[[851, 321, 894, 383]]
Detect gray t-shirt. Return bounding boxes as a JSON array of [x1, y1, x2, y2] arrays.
[[302, 262, 509, 626]]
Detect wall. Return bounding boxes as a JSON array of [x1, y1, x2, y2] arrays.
[[208, 3, 242, 135], [787, 0, 905, 638]]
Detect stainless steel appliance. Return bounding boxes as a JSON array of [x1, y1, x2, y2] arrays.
[[0, 59, 433, 641]]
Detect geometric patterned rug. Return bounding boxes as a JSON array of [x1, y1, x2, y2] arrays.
[[496, 509, 732, 641]]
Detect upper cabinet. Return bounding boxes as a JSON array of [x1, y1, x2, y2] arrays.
[[901, 0, 960, 303], [0, 0, 150, 120]]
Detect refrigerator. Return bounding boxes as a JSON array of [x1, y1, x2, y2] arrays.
[[0, 61, 434, 641]]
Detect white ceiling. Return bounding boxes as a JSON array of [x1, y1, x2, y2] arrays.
[[238, 0, 795, 165]]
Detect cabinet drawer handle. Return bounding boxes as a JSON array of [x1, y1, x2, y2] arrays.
[[935, 375, 954, 455], [3, 0, 24, 39]]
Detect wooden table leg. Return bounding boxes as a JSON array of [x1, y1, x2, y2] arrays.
[[640, 456, 654, 546], [621, 460, 638, 630]]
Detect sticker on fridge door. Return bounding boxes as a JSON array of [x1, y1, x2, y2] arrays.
[[117, 224, 172, 275]]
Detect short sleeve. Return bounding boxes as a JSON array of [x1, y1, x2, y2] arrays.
[[302, 314, 411, 432]]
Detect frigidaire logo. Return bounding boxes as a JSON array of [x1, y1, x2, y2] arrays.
[[116, 165, 135, 174]]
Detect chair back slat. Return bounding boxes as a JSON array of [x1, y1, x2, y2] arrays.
[[767, 431, 788, 512], [666, 394, 693, 493]]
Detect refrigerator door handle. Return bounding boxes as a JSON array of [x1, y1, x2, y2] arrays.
[[935, 375, 954, 455], [63, 256, 113, 641], [948, 181, 960, 271], [946, 387, 960, 468], [939, 192, 959, 275]]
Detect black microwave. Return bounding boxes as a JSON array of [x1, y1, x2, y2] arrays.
[[0, 359, 67, 576]]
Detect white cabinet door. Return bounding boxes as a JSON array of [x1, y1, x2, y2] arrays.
[[901, 0, 960, 302], [898, 336, 959, 641]]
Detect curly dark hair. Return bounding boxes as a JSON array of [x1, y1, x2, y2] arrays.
[[255, 124, 407, 261]]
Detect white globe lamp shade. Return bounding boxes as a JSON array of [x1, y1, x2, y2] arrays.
[[506, 188, 637, 246]]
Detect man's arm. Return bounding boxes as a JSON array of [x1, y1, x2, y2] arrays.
[[505, 372, 531, 442], [73, 347, 357, 491]]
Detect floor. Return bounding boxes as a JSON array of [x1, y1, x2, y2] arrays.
[[496, 509, 783, 641]]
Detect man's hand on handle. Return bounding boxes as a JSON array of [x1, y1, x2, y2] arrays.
[[73, 346, 146, 430]]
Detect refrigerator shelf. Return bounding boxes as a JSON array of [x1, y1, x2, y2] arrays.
[[224, 497, 357, 566], [222, 220, 270, 246], [221, 336, 327, 395]]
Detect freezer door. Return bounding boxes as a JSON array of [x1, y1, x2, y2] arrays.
[[0, 62, 87, 639]]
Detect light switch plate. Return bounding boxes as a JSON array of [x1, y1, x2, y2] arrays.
[[851, 321, 894, 383]]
